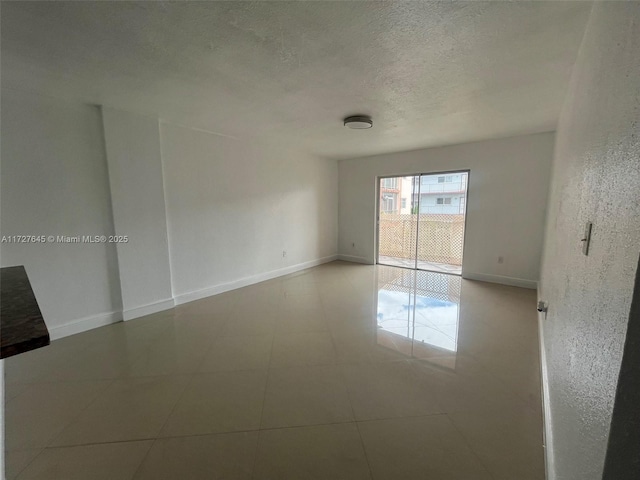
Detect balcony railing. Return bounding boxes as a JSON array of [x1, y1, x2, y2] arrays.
[[379, 213, 465, 266]]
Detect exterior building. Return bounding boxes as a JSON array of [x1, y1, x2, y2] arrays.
[[380, 176, 413, 214], [381, 173, 468, 215], [380, 177, 401, 214], [400, 176, 413, 214], [413, 173, 467, 214]]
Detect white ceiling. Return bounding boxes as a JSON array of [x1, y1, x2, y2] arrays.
[[1, 1, 591, 159]]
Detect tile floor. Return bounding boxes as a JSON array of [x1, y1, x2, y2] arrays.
[[4, 261, 544, 479]]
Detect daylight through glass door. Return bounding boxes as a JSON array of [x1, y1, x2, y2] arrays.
[[377, 172, 468, 274]]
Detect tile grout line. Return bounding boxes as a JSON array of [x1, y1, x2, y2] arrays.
[[43, 377, 118, 448], [8, 448, 44, 480], [458, 348, 537, 414], [318, 267, 377, 480], [21, 412, 457, 452], [355, 421, 373, 479], [154, 372, 198, 438], [122, 438, 155, 480], [445, 413, 498, 480], [190, 319, 227, 375], [11, 377, 118, 479], [353, 420, 375, 480], [330, 289, 376, 480], [129, 372, 198, 479], [320, 269, 359, 366], [250, 289, 281, 480]]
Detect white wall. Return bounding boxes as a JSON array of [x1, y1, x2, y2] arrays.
[[338, 132, 554, 287], [538, 3, 640, 480], [0, 90, 121, 336], [1, 88, 339, 336], [160, 123, 338, 303], [102, 108, 174, 319]]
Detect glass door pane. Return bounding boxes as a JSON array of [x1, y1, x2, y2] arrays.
[[378, 175, 420, 269], [415, 172, 468, 274]]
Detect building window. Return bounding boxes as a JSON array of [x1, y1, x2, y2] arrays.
[[445, 175, 453, 182], [401, 198, 407, 209], [381, 193, 397, 213], [437, 177, 445, 183], [436, 198, 444, 204], [444, 198, 452, 205], [381, 178, 398, 189]]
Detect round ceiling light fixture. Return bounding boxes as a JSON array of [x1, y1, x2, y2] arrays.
[[344, 115, 373, 129]]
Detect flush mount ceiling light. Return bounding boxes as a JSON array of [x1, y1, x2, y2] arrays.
[[344, 115, 373, 129]]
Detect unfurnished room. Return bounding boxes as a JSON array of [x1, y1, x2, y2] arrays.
[[0, 1, 638, 479]]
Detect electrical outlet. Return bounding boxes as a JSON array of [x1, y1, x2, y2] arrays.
[[498, 256, 504, 264], [282, 250, 287, 258], [352, 242, 355, 248]]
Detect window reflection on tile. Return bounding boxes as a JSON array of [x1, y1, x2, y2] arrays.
[[375, 266, 461, 369]]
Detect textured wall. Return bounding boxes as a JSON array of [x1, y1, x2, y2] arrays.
[[539, 3, 640, 480]]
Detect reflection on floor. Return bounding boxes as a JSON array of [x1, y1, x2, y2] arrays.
[[378, 255, 463, 275], [4, 262, 544, 480], [376, 267, 461, 369]]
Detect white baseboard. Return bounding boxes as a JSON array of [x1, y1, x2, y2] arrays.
[[174, 254, 338, 305], [337, 254, 374, 265], [462, 272, 538, 289], [122, 298, 175, 321], [48, 301, 173, 340], [49, 311, 122, 340], [538, 308, 555, 480], [48, 256, 340, 340]]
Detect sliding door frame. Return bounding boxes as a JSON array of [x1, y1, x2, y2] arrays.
[[375, 169, 471, 275]]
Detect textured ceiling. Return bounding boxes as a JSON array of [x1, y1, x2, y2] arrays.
[[1, 1, 591, 159]]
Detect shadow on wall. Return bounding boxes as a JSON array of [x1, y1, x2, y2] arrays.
[[602, 254, 640, 480]]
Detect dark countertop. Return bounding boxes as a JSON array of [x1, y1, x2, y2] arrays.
[[1, 265, 50, 359]]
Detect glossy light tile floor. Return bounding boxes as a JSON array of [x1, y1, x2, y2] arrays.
[[4, 262, 544, 480]]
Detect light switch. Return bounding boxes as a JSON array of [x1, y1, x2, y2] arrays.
[[581, 221, 592, 255]]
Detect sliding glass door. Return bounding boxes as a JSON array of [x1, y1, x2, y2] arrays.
[[377, 171, 468, 274]]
